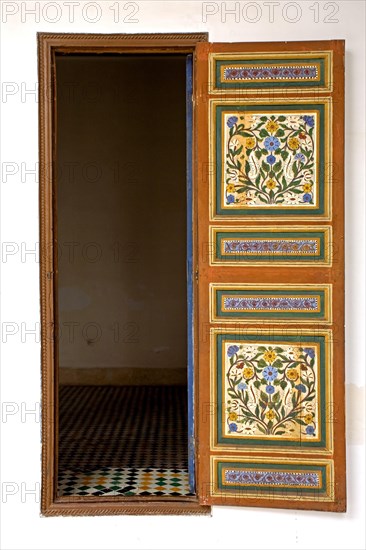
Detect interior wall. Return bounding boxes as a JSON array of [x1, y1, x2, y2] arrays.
[[56, 55, 187, 383]]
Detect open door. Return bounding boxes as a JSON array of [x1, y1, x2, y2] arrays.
[[195, 41, 345, 511]]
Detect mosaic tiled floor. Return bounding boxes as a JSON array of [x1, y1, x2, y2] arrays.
[[58, 385, 192, 497], [59, 467, 192, 497]]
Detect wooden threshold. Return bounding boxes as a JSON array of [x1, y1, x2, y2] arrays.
[[45, 496, 211, 516]]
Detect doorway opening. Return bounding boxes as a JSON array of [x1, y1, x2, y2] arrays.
[[55, 53, 194, 498]]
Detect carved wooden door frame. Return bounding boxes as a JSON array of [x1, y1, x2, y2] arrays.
[[38, 32, 209, 516]]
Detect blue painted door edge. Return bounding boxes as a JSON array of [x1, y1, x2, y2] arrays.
[[186, 54, 195, 494]]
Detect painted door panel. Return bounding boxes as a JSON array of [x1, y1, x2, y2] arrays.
[[195, 41, 345, 511]]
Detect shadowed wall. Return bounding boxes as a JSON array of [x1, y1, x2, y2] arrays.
[[56, 54, 187, 384]]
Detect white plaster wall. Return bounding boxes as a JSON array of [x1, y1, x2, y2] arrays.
[[0, 1, 365, 549]]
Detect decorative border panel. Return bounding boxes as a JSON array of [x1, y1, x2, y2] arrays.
[[209, 51, 332, 93], [221, 63, 320, 83], [210, 457, 335, 502], [210, 100, 331, 220], [210, 284, 332, 324], [210, 329, 333, 453], [209, 226, 332, 266]]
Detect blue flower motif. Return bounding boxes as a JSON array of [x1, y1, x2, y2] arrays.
[[238, 382, 247, 391], [304, 347, 315, 358], [306, 425, 315, 435], [265, 385, 275, 394], [227, 116, 238, 128], [263, 366, 278, 382], [229, 422, 238, 432], [295, 153, 305, 163], [303, 193, 312, 203], [303, 115, 314, 128], [295, 384, 306, 393], [267, 154, 276, 165], [227, 345, 239, 358], [226, 194, 235, 205], [264, 136, 280, 151]]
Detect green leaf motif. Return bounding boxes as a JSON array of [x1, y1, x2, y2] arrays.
[[260, 391, 268, 404], [272, 392, 280, 403], [272, 359, 283, 370]]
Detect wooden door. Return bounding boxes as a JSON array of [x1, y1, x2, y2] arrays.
[[195, 40, 345, 511]]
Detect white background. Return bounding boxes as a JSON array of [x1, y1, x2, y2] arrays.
[[0, 1, 365, 549]]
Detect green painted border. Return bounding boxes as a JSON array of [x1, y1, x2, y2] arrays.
[[215, 57, 326, 89], [216, 333, 327, 448], [217, 461, 328, 495], [216, 289, 325, 320], [215, 103, 325, 217], [215, 230, 326, 262]]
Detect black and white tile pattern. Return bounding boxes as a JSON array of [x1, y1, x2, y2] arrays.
[[58, 385, 191, 497]]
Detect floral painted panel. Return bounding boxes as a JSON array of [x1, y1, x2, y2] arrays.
[[210, 284, 331, 323], [211, 52, 331, 91], [218, 339, 327, 447], [212, 102, 330, 219], [224, 111, 318, 208], [223, 468, 321, 489], [223, 237, 319, 254], [213, 458, 333, 501], [224, 295, 319, 311], [211, 227, 331, 266], [223, 64, 319, 82], [224, 468, 320, 487]]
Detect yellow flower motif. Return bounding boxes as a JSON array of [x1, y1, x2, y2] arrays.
[[266, 120, 279, 134], [266, 178, 277, 190], [304, 413, 313, 424], [288, 137, 300, 150], [227, 184, 236, 193], [237, 191, 253, 205], [291, 347, 302, 360], [246, 137, 256, 149], [243, 367, 254, 380], [303, 183, 312, 193], [228, 412, 238, 421], [263, 350, 277, 363], [266, 410, 275, 421], [286, 368, 299, 381]]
